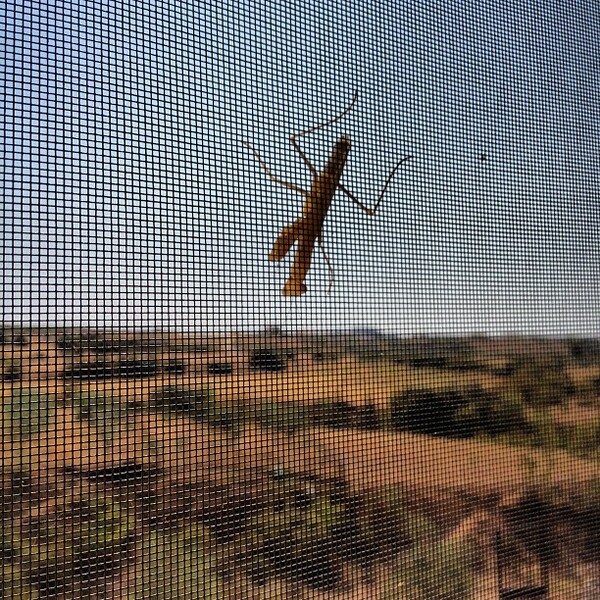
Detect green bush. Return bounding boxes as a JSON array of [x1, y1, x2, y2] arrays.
[[131, 525, 217, 599], [570, 339, 600, 366], [389, 387, 526, 439], [151, 385, 213, 416], [313, 401, 356, 428], [238, 490, 347, 589], [151, 386, 243, 431], [62, 360, 114, 379], [354, 403, 381, 429], [384, 514, 475, 600], [510, 356, 574, 406], [2, 358, 22, 382], [206, 362, 233, 375], [457, 388, 526, 438], [222, 480, 411, 592], [390, 389, 464, 437], [16, 492, 135, 597], [526, 411, 600, 457], [249, 349, 286, 372], [74, 392, 130, 443], [2, 389, 56, 439], [1, 562, 40, 599], [385, 536, 476, 600], [254, 402, 313, 432], [203, 400, 245, 431]]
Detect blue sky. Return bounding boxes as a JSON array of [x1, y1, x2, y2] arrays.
[[3, 0, 600, 334]]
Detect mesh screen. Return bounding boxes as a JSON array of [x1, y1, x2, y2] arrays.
[[3, 0, 600, 598]]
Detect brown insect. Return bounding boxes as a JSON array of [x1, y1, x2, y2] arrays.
[[244, 92, 411, 296]]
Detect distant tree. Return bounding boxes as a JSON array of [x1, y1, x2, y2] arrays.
[[312, 351, 337, 362], [249, 348, 286, 372], [63, 361, 113, 379], [161, 358, 185, 374], [255, 402, 312, 431], [206, 362, 233, 375], [314, 401, 356, 428], [394, 337, 476, 370], [390, 389, 465, 437], [511, 355, 574, 406], [0, 328, 29, 346], [115, 359, 159, 377], [355, 403, 380, 429], [455, 387, 526, 438], [570, 339, 600, 366], [152, 385, 212, 414]]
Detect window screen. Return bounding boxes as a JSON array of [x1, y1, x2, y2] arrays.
[[3, 1, 600, 598]]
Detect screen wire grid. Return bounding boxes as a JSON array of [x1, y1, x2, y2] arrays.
[[2, 0, 600, 598]]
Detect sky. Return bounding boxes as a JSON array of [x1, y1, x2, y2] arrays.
[[3, 0, 600, 335]]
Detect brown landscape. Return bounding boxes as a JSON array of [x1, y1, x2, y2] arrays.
[[3, 327, 600, 598]]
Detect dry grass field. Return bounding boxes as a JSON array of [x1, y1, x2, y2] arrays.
[[4, 330, 600, 598]]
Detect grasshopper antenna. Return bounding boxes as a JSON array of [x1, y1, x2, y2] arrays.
[[293, 91, 359, 140]]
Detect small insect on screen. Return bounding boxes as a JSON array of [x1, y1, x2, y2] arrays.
[[2, 0, 600, 598]]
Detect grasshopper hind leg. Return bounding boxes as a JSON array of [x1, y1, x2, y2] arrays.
[[317, 235, 335, 294]]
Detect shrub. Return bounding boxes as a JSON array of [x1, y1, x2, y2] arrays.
[[203, 400, 244, 431], [2, 389, 56, 439], [226, 480, 411, 590], [162, 359, 186, 374], [249, 349, 286, 372], [526, 411, 600, 457], [152, 385, 213, 414], [313, 401, 356, 428], [354, 403, 381, 429], [151, 386, 243, 431], [511, 356, 574, 406], [132, 525, 217, 599], [570, 339, 600, 366], [2, 358, 22, 382], [74, 392, 130, 444], [384, 513, 475, 600], [115, 359, 159, 377], [385, 536, 476, 600], [390, 387, 526, 439], [312, 352, 337, 363], [63, 361, 114, 379], [206, 362, 233, 375], [456, 388, 526, 438], [238, 489, 347, 589], [254, 402, 312, 431], [1, 562, 40, 600], [17, 492, 135, 597], [390, 389, 464, 437]]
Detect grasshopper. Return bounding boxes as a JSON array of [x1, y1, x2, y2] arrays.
[[244, 92, 411, 296]]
